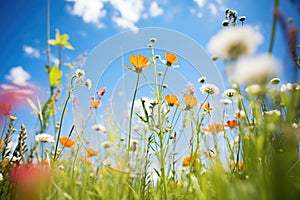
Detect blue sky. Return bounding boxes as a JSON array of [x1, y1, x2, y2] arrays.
[[0, 0, 299, 145]]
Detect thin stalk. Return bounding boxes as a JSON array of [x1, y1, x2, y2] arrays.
[[268, 0, 279, 53], [127, 73, 140, 153], [53, 77, 74, 161]]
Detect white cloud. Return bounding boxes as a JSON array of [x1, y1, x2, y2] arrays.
[[5, 66, 31, 86], [67, 0, 107, 29], [23, 45, 40, 58], [110, 0, 144, 31], [50, 54, 60, 66], [208, 3, 217, 15], [149, 2, 163, 17], [112, 17, 138, 33], [194, 0, 205, 8]]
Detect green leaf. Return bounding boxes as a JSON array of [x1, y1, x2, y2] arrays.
[[49, 66, 62, 87], [27, 98, 41, 117]]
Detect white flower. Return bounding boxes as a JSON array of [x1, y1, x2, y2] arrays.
[[292, 123, 298, 129], [91, 124, 106, 133], [0, 173, 3, 181], [75, 69, 85, 80], [223, 89, 237, 98], [101, 141, 112, 149], [280, 83, 300, 92], [233, 54, 280, 84], [263, 109, 281, 117], [207, 25, 263, 59], [85, 78, 92, 90], [269, 78, 280, 85], [132, 139, 139, 145], [199, 83, 219, 95], [35, 133, 55, 143], [220, 99, 232, 105]]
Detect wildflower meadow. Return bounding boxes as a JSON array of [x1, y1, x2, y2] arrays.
[[0, 1, 300, 200]]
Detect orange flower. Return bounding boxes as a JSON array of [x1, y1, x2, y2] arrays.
[[184, 94, 198, 110], [123, 55, 150, 73], [86, 147, 98, 158], [231, 160, 244, 169], [59, 137, 75, 148], [165, 52, 178, 66], [84, 160, 93, 167], [182, 154, 199, 167], [165, 94, 180, 107], [204, 123, 224, 134], [225, 120, 238, 129], [200, 102, 213, 111], [89, 97, 101, 109], [0, 139, 3, 149]]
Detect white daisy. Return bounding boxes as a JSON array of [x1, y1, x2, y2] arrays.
[[92, 124, 106, 133], [85, 78, 92, 90], [199, 83, 219, 95], [223, 89, 237, 98], [75, 69, 85, 80], [35, 133, 55, 143]]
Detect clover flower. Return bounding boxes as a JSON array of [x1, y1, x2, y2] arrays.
[[207, 25, 263, 59]]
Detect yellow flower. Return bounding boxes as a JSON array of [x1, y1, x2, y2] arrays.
[[48, 29, 74, 49], [123, 55, 150, 73], [10, 116, 17, 121]]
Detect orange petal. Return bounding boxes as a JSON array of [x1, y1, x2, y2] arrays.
[[59, 137, 75, 148], [166, 52, 178, 66]]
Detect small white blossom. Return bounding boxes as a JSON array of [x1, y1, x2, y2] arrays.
[[0, 173, 3, 181], [35, 133, 55, 143], [85, 78, 92, 90], [223, 89, 237, 98], [132, 139, 139, 145], [101, 141, 112, 149], [233, 54, 280, 84], [292, 123, 298, 129], [92, 124, 106, 133], [280, 83, 300, 92], [263, 109, 281, 117], [207, 25, 263, 59], [220, 99, 232, 105], [75, 69, 85, 80], [199, 83, 219, 95]]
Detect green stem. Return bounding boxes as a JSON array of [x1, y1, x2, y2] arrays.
[[53, 80, 73, 161], [127, 73, 140, 153], [268, 0, 279, 54]]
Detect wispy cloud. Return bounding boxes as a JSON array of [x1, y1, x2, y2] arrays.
[[192, 0, 225, 18], [66, 0, 166, 32], [66, 0, 107, 29], [23, 45, 41, 58], [149, 2, 163, 17], [5, 66, 31, 86], [208, 3, 217, 15]]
